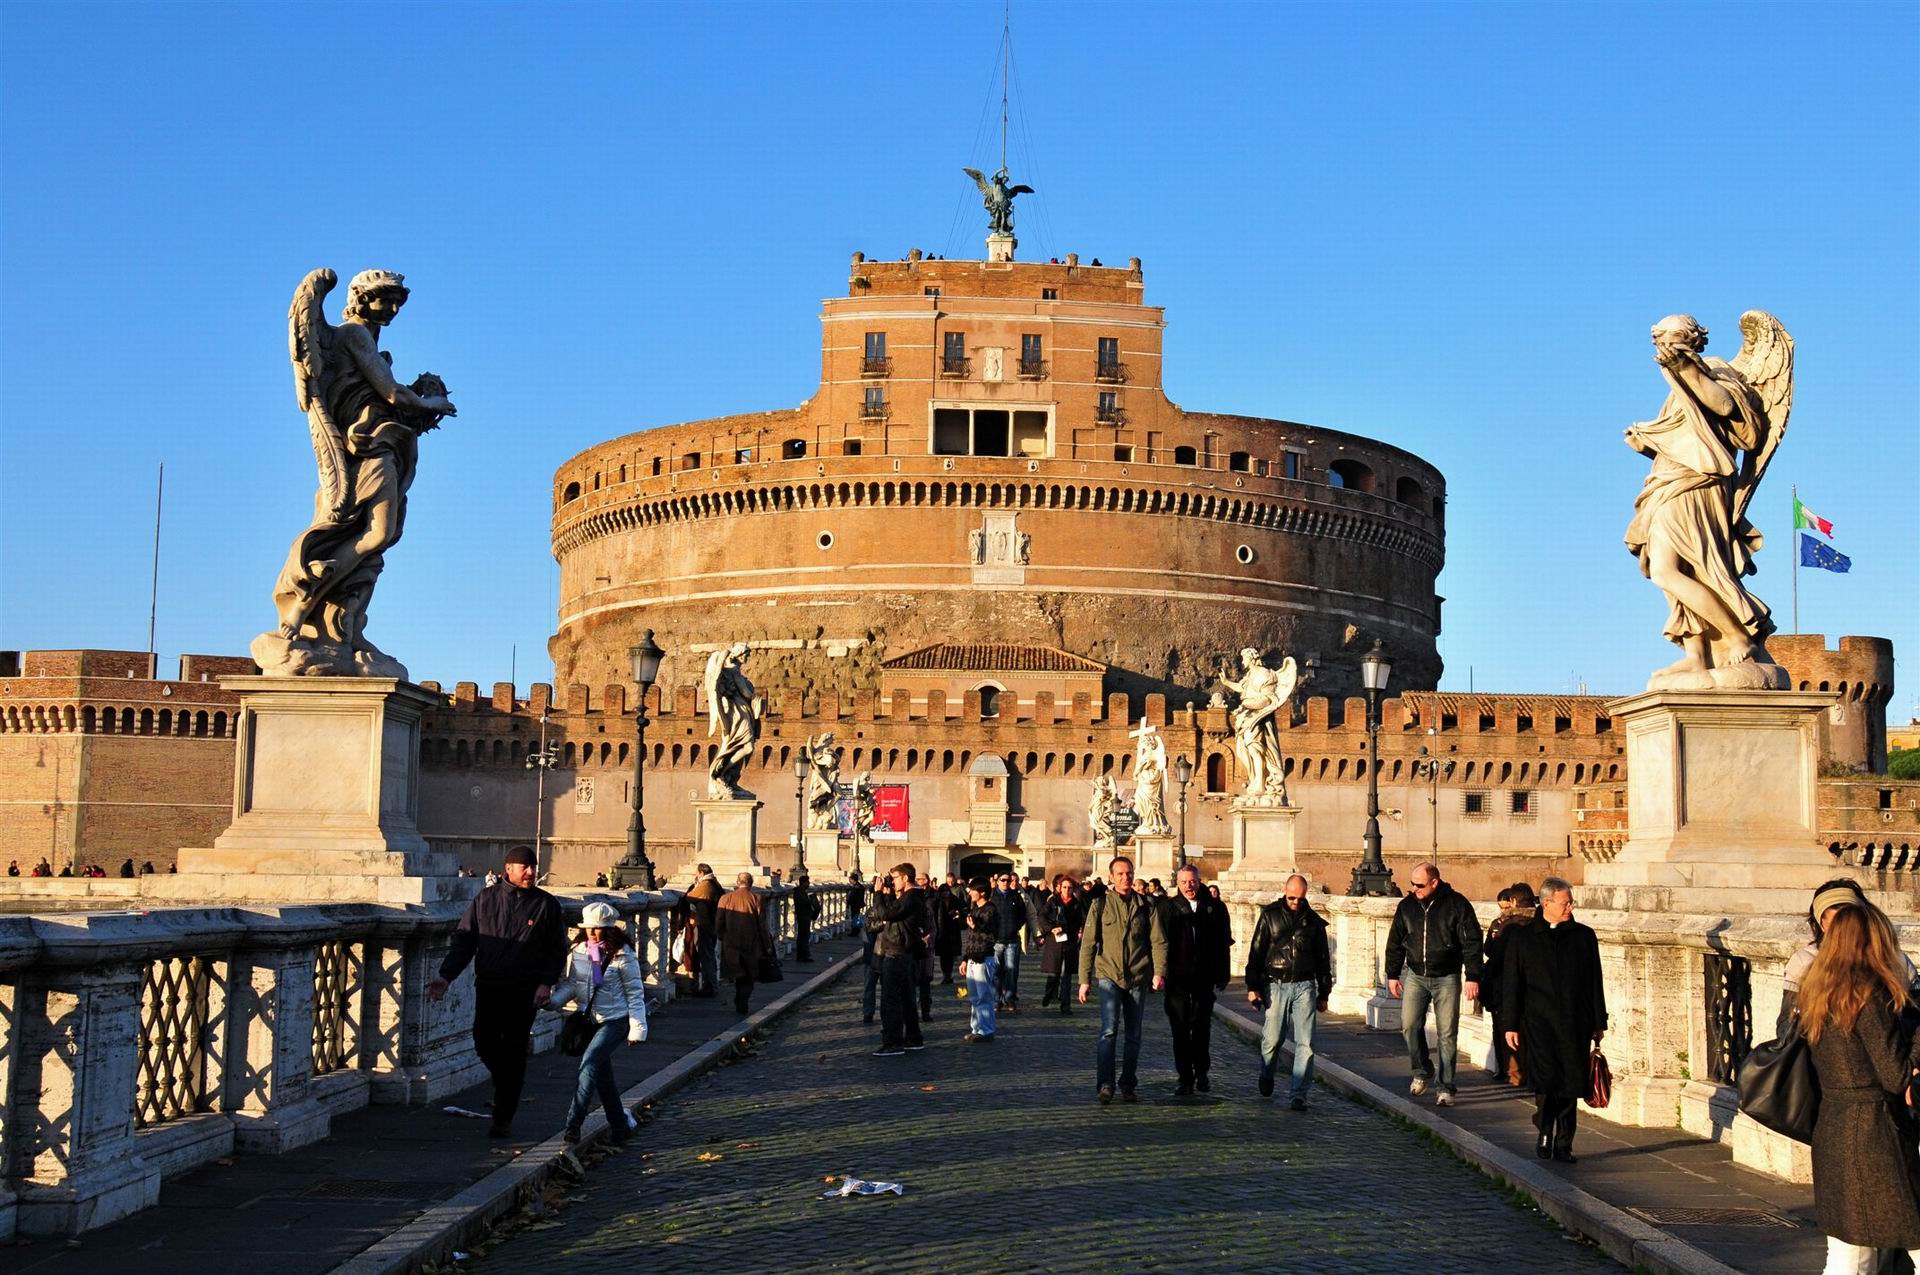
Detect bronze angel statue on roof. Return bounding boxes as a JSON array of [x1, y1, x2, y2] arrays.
[[1624, 311, 1794, 691], [963, 165, 1033, 237], [252, 268, 457, 679]]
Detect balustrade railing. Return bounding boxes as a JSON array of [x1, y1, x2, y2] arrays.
[[0, 883, 856, 1239], [1702, 952, 1753, 1086]]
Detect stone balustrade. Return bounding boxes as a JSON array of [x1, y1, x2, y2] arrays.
[[1241, 892, 1834, 1184], [0, 884, 853, 1239]]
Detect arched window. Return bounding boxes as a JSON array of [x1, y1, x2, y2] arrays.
[[213, 711, 227, 736], [1327, 459, 1374, 492], [1396, 476, 1424, 505], [562, 481, 581, 503], [1205, 754, 1227, 792], [1173, 445, 1198, 466], [977, 684, 1002, 717]]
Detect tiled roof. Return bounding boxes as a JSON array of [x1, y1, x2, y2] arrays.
[[881, 644, 1107, 673], [1401, 691, 1616, 718]]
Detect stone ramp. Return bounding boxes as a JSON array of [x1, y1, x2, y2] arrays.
[[0, 938, 861, 1275]]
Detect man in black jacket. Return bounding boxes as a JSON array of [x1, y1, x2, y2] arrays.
[[1245, 874, 1332, 1110], [428, 846, 566, 1138], [865, 863, 927, 1057], [990, 872, 1028, 1012], [1160, 864, 1231, 1095], [1383, 862, 1482, 1106], [959, 878, 999, 1042]]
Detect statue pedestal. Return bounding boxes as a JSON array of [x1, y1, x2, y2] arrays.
[[800, 828, 841, 876], [1130, 835, 1179, 880], [693, 798, 764, 880], [1582, 690, 1843, 913], [1217, 801, 1300, 895], [161, 677, 470, 905], [986, 232, 1016, 263]]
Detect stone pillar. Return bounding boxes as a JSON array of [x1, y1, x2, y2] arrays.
[[1322, 896, 1400, 1024], [692, 798, 764, 880], [363, 906, 483, 1104], [1216, 802, 1300, 900], [802, 829, 840, 881], [221, 914, 335, 1153], [1130, 835, 1178, 881]]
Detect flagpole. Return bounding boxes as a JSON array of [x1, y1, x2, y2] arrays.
[[1791, 483, 1800, 635]]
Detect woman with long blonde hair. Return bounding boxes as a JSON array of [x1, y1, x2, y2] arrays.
[[1800, 904, 1920, 1273]]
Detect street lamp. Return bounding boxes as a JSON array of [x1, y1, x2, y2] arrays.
[[1349, 639, 1397, 896], [791, 749, 813, 963], [1173, 754, 1193, 867], [612, 630, 664, 890], [523, 714, 559, 875]]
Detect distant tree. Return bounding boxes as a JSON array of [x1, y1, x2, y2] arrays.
[[1890, 748, 1920, 781]]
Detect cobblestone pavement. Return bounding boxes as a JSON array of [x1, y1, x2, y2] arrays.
[[471, 974, 1620, 1274]]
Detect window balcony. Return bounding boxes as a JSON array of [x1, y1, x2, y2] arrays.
[[1017, 357, 1049, 380], [940, 355, 971, 378], [1095, 405, 1127, 425], [860, 356, 892, 377], [860, 400, 890, 420], [1095, 360, 1129, 384]]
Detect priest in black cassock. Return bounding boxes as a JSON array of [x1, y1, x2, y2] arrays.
[[1501, 877, 1607, 1163]]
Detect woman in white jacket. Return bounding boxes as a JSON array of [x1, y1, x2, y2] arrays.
[[550, 901, 649, 1144]]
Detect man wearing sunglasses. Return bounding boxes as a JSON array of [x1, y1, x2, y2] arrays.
[[1384, 863, 1482, 1107]]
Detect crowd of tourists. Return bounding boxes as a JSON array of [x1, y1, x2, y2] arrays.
[[420, 843, 1920, 1273]]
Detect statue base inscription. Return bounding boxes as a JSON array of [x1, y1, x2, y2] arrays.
[[162, 677, 470, 904], [1581, 689, 1860, 913], [693, 798, 764, 879]]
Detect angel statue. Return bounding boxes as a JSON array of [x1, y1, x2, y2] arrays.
[[252, 268, 457, 678], [1220, 648, 1299, 804], [1624, 312, 1795, 691], [703, 643, 762, 798], [1089, 775, 1120, 850], [962, 165, 1033, 237], [1129, 722, 1172, 836], [803, 732, 842, 831]]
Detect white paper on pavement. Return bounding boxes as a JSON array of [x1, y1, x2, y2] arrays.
[[820, 1174, 905, 1198]]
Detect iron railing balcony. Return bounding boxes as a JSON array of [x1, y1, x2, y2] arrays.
[[1017, 357, 1048, 380], [939, 355, 970, 378], [860, 355, 892, 377], [860, 400, 890, 419], [1095, 405, 1128, 425], [1095, 360, 1129, 384]]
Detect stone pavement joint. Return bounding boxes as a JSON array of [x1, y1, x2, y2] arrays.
[[456, 972, 1625, 1275]]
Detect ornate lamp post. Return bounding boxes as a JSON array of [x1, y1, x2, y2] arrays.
[[1348, 639, 1397, 896], [1173, 754, 1193, 867], [611, 631, 664, 890], [791, 750, 812, 962]]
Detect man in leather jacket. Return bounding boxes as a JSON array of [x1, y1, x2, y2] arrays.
[[1384, 863, 1483, 1106], [1245, 873, 1332, 1110], [865, 863, 928, 1057], [1161, 864, 1231, 1095]]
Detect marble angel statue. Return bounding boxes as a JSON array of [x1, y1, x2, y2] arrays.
[[803, 732, 842, 830], [1130, 723, 1172, 836], [1220, 648, 1299, 803], [253, 268, 456, 677], [703, 643, 762, 798], [1624, 312, 1795, 691], [1089, 775, 1120, 850]]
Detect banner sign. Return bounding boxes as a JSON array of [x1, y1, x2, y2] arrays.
[[1110, 807, 1141, 845], [834, 783, 910, 841]]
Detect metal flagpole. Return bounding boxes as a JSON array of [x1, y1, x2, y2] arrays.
[[1792, 483, 1800, 634], [146, 462, 164, 674]]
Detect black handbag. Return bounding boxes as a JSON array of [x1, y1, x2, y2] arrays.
[[559, 980, 600, 1057], [1736, 1016, 1820, 1143], [757, 951, 785, 984]]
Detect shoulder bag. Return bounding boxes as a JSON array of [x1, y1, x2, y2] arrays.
[[559, 960, 600, 1057], [1736, 1015, 1820, 1143]]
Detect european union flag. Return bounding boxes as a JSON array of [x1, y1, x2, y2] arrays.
[[1800, 532, 1851, 574]]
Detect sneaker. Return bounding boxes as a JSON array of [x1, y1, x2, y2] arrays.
[[1258, 1073, 1274, 1098], [1121, 1088, 1139, 1104], [905, 1041, 927, 1051], [562, 1128, 580, 1145], [1098, 1085, 1113, 1105], [872, 1046, 906, 1057], [1436, 1091, 1456, 1108], [1409, 1076, 1429, 1097], [1290, 1097, 1309, 1113]]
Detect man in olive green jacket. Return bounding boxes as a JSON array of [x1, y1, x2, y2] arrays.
[[1077, 856, 1169, 1104]]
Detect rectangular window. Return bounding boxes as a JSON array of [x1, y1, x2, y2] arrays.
[[1510, 790, 1536, 815], [1041, 287, 1058, 300], [1019, 333, 1044, 377], [1282, 450, 1303, 480], [933, 408, 969, 456], [1114, 444, 1134, 462], [864, 331, 887, 359], [862, 386, 887, 418], [1463, 791, 1489, 816], [842, 438, 863, 456], [1098, 337, 1119, 365], [924, 286, 941, 298], [942, 330, 967, 377], [1097, 391, 1119, 423], [734, 448, 753, 465], [651, 457, 662, 477]]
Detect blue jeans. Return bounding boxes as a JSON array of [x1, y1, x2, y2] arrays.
[[994, 941, 1021, 1004], [1096, 979, 1145, 1092], [1260, 980, 1320, 1102], [1402, 970, 1462, 1093], [565, 1018, 628, 1134], [966, 956, 998, 1036]]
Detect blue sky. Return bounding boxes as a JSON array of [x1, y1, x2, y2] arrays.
[[2, 1, 1915, 710]]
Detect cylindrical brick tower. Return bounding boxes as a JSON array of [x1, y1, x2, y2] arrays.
[[550, 252, 1446, 704]]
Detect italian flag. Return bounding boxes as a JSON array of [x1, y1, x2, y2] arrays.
[[1794, 496, 1834, 538]]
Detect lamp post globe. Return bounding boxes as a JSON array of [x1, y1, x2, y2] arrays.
[[1172, 754, 1193, 867], [1349, 639, 1398, 897], [613, 630, 665, 890]]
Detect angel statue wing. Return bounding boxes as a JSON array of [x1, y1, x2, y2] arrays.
[[288, 268, 351, 523], [1007, 183, 1035, 197], [962, 166, 990, 196], [704, 649, 729, 738], [1272, 656, 1299, 712], [1727, 310, 1795, 529]]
